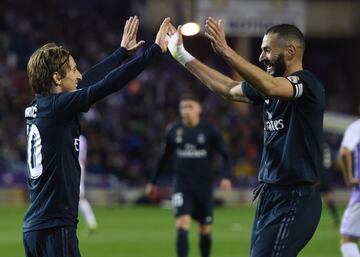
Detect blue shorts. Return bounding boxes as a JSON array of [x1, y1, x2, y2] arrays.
[[250, 183, 322, 257], [171, 190, 213, 224], [23, 226, 81, 257]]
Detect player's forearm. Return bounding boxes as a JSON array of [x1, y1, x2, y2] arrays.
[[152, 158, 167, 184], [340, 149, 353, 183], [88, 44, 161, 105], [79, 47, 129, 88], [186, 59, 239, 99], [221, 47, 278, 96]]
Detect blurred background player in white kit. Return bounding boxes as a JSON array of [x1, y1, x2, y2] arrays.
[[79, 135, 98, 233], [339, 114, 360, 257]]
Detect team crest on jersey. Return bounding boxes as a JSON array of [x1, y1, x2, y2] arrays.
[[264, 99, 270, 105], [175, 128, 184, 143], [287, 75, 300, 84], [197, 133, 206, 144]]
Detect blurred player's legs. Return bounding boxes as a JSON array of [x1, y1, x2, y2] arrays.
[[79, 181, 97, 232], [173, 191, 214, 257], [176, 215, 190, 257], [199, 224, 212, 257], [79, 197, 97, 232], [317, 167, 340, 226], [340, 203, 360, 257], [341, 240, 360, 257], [322, 191, 340, 226]]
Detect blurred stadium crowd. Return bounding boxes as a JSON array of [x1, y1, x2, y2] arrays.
[[0, 0, 354, 190]]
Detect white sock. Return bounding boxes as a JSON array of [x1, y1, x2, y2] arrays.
[[79, 198, 97, 229], [341, 242, 360, 257]]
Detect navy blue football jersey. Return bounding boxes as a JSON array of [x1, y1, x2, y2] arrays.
[[242, 70, 325, 185], [23, 44, 162, 232], [152, 121, 230, 191]]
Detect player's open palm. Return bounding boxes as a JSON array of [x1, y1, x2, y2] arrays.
[[155, 17, 171, 53], [121, 16, 145, 55], [205, 17, 229, 56]]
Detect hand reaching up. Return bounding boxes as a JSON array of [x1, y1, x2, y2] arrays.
[[205, 17, 229, 56], [155, 17, 172, 53], [121, 16, 145, 55]]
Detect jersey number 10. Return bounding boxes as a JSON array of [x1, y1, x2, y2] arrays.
[[26, 124, 43, 179]]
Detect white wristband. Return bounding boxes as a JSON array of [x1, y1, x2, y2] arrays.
[[167, 32, 194, 66]]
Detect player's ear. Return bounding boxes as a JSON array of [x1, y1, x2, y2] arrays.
[[52, 72, 62, 86], [286, 44, 296, 61]]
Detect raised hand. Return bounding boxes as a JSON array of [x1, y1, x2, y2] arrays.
[[167, 25, 194, 66], [121, 16, 145, 55], [155, 17, 172, 53], [167, 25, 183, 55], [205, 17, 229, 56]]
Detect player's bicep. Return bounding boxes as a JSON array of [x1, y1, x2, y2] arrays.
[[269, 77, 296, 100]]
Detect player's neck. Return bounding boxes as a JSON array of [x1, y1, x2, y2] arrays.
[[284, 61, 303, 76], [183, 118, 200, 128], [50, 84, 62, 94]]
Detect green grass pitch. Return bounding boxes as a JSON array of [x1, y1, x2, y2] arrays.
[[0, 205, 342, 257]]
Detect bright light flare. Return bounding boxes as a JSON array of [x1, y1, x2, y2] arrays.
[[181, 22, 200, 36]]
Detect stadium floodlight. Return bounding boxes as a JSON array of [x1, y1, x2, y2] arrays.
[[181, 22, 200, 36]]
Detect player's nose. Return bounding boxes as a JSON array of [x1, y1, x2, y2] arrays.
[[259, 52, 265, 63], [77, 72, 83, 81]]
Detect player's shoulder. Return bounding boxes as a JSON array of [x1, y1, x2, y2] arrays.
[[166, 122, 182, 134], [289, 70, 325, 104], [25, 95, 56, 120], [291, 70, 323, 89], [346, 119, 360, 133]]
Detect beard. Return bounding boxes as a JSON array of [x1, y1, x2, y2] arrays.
[[266, 54, 286, 77]]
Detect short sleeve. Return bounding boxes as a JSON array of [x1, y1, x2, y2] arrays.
[[286, 75, 305, 99], [79, 135, 87, 162], [287, 71, 324, 105], [341, 122, 360, 151], [241, 81, 264, 105]]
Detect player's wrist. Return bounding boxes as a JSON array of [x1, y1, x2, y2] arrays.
[[173, 45, 194, 66], [167, 33, 194, 66]]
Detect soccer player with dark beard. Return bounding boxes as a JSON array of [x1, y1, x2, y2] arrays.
[[23, 17, 171, 257], [146, 93, 232, 257], [167, 21, 324, 257]]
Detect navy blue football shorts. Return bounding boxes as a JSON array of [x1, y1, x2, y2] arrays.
[[171, 190, 213, 224], [250, 183, 322, 257], [23, 226, 81, 257]]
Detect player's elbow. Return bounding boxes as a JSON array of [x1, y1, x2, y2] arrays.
[[206, 81, 233, 100], [340, 147, 351, 158]]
